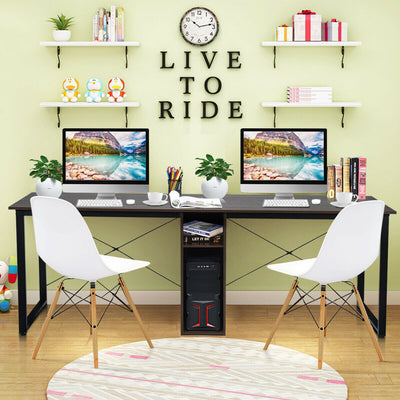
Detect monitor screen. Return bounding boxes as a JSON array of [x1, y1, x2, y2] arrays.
[[62, 129, 149, 194], [240, 128, 327, 194]]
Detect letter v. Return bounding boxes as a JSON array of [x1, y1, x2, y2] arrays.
[[201, 51, 218, 69]]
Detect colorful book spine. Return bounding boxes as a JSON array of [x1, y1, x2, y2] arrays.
[[110, 6, 116, 42], [93, 15, 99, 41], [341, 157, 351, 192], [327, 165, 335, 199], [358, 158, 367, 199], [351, 157, 359, 199], [117, 7, 125, 41], [334, 164, 343, 194]]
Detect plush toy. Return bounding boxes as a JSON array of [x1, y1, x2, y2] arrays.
[[107, 77, 126, 102], [0, 257, 17, 313], [85, 78, 105, 103], [61, 77, 80, 102]]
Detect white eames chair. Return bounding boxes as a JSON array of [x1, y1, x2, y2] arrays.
[[30, 196, 153, 368], [264, 200, 385, 369]]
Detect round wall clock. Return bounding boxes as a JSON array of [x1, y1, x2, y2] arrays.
[[180, 7, 219, 46]]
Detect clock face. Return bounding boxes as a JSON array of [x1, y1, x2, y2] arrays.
[[180, 7, 219, 46]]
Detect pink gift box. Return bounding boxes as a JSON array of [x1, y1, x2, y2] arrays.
[[293, 10, 321, 41], [322, 19, 348, 41]]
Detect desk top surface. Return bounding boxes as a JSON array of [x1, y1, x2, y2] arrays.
[[9, 193, 397, 216]]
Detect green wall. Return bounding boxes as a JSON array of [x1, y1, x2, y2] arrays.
[[1, 0, 398, 293]]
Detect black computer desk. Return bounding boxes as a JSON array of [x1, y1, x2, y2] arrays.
[[9, 193, 396, 337]]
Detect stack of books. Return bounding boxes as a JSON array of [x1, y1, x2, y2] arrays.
[[287, 87, 332, 104], [327, 157, 366, 200], [183, 233, 223, 245], [93, 6, 124, 42], [183, 220, 223, 238]]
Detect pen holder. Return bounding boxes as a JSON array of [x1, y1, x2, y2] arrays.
[[168, 177, 182, 195]]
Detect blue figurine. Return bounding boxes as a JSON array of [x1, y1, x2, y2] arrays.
[[85, 78, 105, 103]]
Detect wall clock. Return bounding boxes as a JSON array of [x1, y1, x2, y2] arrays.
[[180, 7, 219, 46]]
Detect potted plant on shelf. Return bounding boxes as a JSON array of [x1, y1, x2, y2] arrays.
[[47, 13, 74, 41], [30, 156, 63, 198], [195, 154, 234, 199]]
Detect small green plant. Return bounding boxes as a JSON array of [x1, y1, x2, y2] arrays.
[[47, 14, 74, 30], [30, 156, 63, 182], [195, 154, 234, 181]]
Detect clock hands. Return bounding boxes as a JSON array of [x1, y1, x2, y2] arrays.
[[192, 21, 215, 28]]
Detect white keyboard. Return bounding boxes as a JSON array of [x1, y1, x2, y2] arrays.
[[262, 199, 310, 208], [77, 199, 123, 208]]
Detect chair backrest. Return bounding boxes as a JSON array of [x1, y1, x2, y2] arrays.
[[30, 196, 113, 281], [301, 200, 385, 285]]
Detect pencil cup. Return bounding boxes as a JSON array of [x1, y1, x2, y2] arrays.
[[168, 177, 182, 195]]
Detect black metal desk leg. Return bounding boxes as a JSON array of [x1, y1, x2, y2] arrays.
[[39, 257, 47, 305], [378, 215, 389, 338], [16, 212, 27, 336], [357, 272, 365, 301]]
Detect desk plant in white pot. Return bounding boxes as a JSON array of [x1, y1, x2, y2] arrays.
[[48, 13, 74, 41], [195, 154, 234, 199], [30, 156, 63, 197]]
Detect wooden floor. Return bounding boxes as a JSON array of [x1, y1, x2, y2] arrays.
[[3, 304, 400, 399]]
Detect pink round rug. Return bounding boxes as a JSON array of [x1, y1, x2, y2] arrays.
[[47, 337, 347, 400]]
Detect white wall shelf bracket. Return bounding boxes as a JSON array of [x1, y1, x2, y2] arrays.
[[261, 41, 362, 69], [40, 102, 140, 128], [261, 102, 362, 128]]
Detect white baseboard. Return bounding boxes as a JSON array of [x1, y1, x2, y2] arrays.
[[8, 290, 400, 305]]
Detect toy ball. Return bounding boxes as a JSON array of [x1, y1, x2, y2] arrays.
[[85, 78, 105, 103], [0, 300, 10, 313], [107, 77, 126, 103], [61, 77, 81, 103]]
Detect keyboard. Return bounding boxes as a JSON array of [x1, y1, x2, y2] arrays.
[[77, 199, 123, 208], [262, 199, 310, 208]]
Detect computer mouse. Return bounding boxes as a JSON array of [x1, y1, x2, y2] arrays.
[[126, 199, 135, 205], [311, 199, 321, 205]]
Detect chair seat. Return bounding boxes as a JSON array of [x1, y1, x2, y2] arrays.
[[100, 255, 150, 275], [268, 258, 316, 277]]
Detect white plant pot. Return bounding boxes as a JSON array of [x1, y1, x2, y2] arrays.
[[52, 30, 71, 41], [35, 178, 62, 198], [201, 177, 228, 199]]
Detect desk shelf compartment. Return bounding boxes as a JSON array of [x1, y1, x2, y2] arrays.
[[261, 41, 362, 68], [40, 41, 140, 68], [40, 102, 140, 128], [181, 213, 226, 336], [261, 102, 362, 128]]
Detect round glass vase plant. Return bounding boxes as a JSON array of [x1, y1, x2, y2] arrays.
[[47, 13, 74, 41], [30, 156, 63, 198], [195, 154, 234, 199]]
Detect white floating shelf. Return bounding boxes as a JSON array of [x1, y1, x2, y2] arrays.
[[261, 102, 362, 108], [40, 41, 140, 47], [40, 102, 140, 127], [41, 41, 140, 68], [261, 41, 362, 68], [40, 102, 140, 108], [261, 102, 362, 128], [261, 41, 361, 47]]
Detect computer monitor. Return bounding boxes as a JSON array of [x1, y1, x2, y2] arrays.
[[62, 128, 149, 197], [240, 128, 327, 199]]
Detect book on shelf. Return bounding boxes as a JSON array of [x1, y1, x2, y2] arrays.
[[327, 157, 366, 200], [341, 157, 351, 192], [327, 165, 335, 199], [93, 6, 124, 42], [183, 220, 223, 238], [183, 233, 223, 245]]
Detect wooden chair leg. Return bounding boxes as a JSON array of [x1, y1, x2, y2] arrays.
[[32, 281, 63, 360], [318, 285, 327, 369], [264, 279, 298, 351], [119, 277, 154, 349], [324, 303, 327, 337], [90, 282, 98, 368], [353, 285, 384, 362]]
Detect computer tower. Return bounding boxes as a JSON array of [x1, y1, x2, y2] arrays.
[[184, 258, 222, 331]]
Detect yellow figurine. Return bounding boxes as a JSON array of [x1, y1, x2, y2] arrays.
[[61, 77, 80, 102]]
